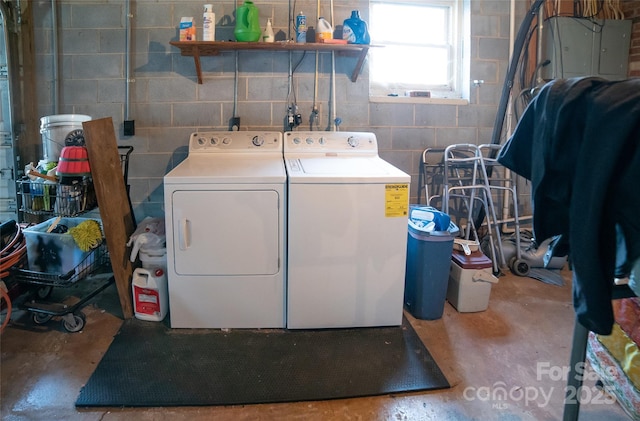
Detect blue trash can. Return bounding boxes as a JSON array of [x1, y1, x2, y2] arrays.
[[404, 206, 456, 320]]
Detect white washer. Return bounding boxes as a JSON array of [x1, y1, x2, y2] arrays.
[[163, 131, 286, 328], [284, 131, 411, 329]]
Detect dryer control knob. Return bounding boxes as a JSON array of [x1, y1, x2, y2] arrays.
[[222, 137, 232, 145], [252, 135, 265, 146], [210, 137, 219, 145], [318, 137, 326, 145], [347, 136, 359, 148], [306, 137, 314, 145], [197, 137, 207, 146], [293, 137, 301, 145]]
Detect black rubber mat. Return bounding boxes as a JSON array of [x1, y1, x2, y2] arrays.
[[75, 317, 449, 407]]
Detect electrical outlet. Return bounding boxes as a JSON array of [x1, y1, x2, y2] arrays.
[[124, 120, 135, 136]]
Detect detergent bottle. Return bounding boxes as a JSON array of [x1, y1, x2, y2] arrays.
[[132, 267, 168, 321], [342, 10, 370, 44], [316, 17, 333, 42], [234, 1, 261, 42]]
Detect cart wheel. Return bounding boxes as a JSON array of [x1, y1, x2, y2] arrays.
[[62, 312, 85, 333], [35, 286, 53, 300], [32, 312, 53, 325], [510, 257, 530, 277]]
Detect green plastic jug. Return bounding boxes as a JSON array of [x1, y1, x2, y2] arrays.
[[234, 1, 261, 42]]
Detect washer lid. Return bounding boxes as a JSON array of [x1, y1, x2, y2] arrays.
[[164, 155, 286, 184], [286, 156, 409, 183]]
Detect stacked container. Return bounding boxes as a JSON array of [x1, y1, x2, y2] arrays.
[[447, 249, 498, 312]]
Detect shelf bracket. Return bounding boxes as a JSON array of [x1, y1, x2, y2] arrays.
[[351, 47, 369, 83], [193, 46, 203, 84]]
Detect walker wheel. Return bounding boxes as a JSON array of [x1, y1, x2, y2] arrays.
[[32, 312, 53, 325], [510, 257, 530, 277], [62, 312, 85, 333]]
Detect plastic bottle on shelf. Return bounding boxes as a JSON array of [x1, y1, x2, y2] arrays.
[[296, 11, 307, 43], [234, 0, 261, 42], [203, 4, 215, 41], [262, 18, 274, 42], [316, 17, 333, 42], [342, 10, 370, 44]]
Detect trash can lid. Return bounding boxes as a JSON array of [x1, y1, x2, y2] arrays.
[[408, 206, 458, 235], [451, 249, 493, 269]]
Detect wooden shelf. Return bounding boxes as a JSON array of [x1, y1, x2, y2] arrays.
[[170, 41, 373, 83]]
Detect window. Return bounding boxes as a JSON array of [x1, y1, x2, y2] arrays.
[[369, 0, 468, 100]]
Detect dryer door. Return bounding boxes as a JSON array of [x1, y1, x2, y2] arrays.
[[171, 189, 280, 276]]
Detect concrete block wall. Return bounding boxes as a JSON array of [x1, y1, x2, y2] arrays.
[[31, 0, 527, 221]]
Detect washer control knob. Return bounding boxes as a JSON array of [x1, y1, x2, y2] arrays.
[[318, 137, 326, 145], [252, 135, 265, 147], [347, 136, 359, 148], [197, 137, 207, 146], [210, 137, 219, 145], [293, 137, 301, 145], [306, 137, 314, 145], [222, 137, 232, 145]]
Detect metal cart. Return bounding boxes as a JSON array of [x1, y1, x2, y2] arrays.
[[8, 146, 133, 332], [11, 242, 112, 332]]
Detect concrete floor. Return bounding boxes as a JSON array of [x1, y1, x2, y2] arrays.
[[0, 268, 631, 421]]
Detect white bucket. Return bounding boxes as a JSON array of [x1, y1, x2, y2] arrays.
[[132, 267, 169, 322], [39, 114, 92, 162], [139, 247, 167, 271]]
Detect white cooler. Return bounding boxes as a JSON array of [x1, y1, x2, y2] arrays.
[[447, 249, 498, 312]]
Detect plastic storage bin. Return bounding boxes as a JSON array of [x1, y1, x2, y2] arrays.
[[447, 249, 498, 312], [404, 206, 456, 320], [23, 217, 101, 275]]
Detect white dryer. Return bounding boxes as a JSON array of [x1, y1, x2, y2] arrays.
[[163, 131, 286, 328], [284, 131, 410, 329]]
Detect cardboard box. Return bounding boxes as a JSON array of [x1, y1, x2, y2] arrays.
[[23, 217, 102, 276], [180, 17, 195, 41]]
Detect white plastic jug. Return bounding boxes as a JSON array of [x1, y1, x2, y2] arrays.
[[316, 17, 333, 42], [132, 267, 168, 322]]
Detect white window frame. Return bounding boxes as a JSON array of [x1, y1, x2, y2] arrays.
[[369, 0, 468, 101]]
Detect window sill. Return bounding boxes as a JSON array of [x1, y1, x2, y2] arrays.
[[370, 96, 469, 105]]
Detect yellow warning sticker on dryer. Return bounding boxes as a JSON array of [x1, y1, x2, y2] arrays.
[[385, 184, 409, 217]]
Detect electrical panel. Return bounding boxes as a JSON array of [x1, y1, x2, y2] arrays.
[[540, 17, 632, 81]]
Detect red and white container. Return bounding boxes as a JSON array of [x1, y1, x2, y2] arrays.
[[132, 267, 168, 321], [447, 249, 498, 312]]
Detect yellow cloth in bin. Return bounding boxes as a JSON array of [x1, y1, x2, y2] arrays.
[[68, 220, 103, 252]]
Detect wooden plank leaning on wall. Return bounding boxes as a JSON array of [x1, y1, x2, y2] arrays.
[[83, 117, 135, 319]]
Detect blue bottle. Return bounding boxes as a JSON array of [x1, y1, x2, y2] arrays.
[[342, 10, 370, 45]]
